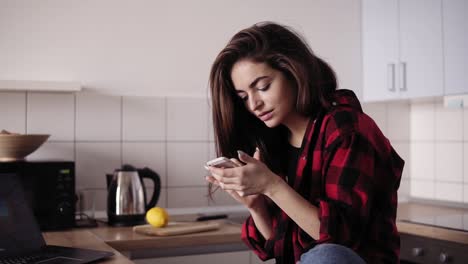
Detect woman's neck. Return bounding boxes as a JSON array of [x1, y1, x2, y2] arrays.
[[284, 114, 310, 148]]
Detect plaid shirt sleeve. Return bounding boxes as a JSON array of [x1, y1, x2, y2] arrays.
[[317, 131, 375, 245], [315, 110, 403, 263], [241, 215, 274, 261]]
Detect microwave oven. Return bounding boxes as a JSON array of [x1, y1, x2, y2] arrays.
[[0, 160, 75, 230]]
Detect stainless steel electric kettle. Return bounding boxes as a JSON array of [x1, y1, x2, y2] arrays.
[[106, 164, 161, 226]]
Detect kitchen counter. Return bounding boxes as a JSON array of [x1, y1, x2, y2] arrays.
[[43, 202, 468, 262]]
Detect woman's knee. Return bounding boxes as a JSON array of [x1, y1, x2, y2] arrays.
[[299, 243, 366, 264]]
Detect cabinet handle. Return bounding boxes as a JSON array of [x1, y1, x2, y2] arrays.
[[399, 62, 407, 92], [387, 63, 396, 92], [411, 247, 424, 257], [439, 252, 451, 263]]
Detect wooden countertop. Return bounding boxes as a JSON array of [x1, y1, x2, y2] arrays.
[[42, 202, 468, 263]]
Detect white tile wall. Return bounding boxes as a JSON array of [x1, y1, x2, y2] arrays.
[[75, 142, 121, 189], [26, 92, 75, 141], [16, 92, 218, 211], [75, 92, 121, 141], [435, 143, 463, 182], [167, 142, 208, 187], [28, 142, 75, 161], [465, 143, 468, 183], [410, 142, 435, 180], [435, 103, 463, 141], [362, 103, 387, 135], [410, 100, 435, 141], [167, 187, 209, 208], [122, 97, 166, 141], [122, 142, 167, 187], [435, 182, 463, 202], [0, 92, 26, 133], [409, 100, 466, 203], [11, 90, 468, 213], [410, 180, 435, 199], [167, 98, 209, 141], [464, 109, 468, 141], [387, 101, 410, 141]]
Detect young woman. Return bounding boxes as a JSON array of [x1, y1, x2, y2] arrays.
[[205, 22, 404, 264]]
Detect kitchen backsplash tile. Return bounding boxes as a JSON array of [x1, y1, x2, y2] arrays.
[[464, 184, 468, 203], [362, 102, 387, 135], [76, 92, 121, 141], [12, 90, 468, 211], [26, 92, 75, 141], [410, 142, 435, 180], [435, 182, 463, 203], [387, 101, 410, 142], [122, 142, 167, 187], [464, 109, 468, 141], [208, 188, 238, 207], [122, 97, 166, 141], [410, 100, 435, 141], [435, 142, 463, 182], [167, 187, 209, 208], [464, 143, 468, 183], [0, 92, 26, 133], [27, 142, 75, 161], [410, 180, 435, 199], [75, 142, 121, 189], [435, 102, 463, 141], [166, 98, 209, 141], [167, 142, 208, 187]]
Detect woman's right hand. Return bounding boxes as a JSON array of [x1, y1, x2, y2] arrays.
[[205, 148, 267, 209]]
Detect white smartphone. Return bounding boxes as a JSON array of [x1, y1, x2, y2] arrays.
[[206, 157, 240, 168]]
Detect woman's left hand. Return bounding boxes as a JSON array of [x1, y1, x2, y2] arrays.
[[206, 150, 281, 197]]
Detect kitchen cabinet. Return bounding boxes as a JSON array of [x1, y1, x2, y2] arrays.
[[362, 0, 444, 102], [443, 0, 468, 95]]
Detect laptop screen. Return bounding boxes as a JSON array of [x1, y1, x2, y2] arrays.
[[0, 174, 45, 257]]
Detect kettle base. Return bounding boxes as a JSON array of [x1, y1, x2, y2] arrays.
[[107, 213, 146, 226]]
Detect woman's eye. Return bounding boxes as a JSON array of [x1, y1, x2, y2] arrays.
[[258, 84, 270, 91], [240, 96, 248, 101]]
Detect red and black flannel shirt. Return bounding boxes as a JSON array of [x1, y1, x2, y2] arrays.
[[242, 89, 404, 263]]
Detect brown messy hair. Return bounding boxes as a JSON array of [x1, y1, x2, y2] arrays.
[[208, 22, 337, 195]]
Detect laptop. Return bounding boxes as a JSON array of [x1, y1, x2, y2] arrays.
[[0, 173, 113, 264]]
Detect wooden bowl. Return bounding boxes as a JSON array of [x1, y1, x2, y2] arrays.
[[0, 133, 50, 161]]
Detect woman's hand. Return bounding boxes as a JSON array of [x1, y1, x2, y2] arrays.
[[205, 148, 281, 201]]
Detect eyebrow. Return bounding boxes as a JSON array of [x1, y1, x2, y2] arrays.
[[235, 76, 269, 94]]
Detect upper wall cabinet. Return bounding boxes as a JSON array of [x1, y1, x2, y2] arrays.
[[362, 0, 444, 102], [443, 0, 468, 95]]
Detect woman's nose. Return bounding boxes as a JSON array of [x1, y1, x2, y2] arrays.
[[248, 94, 262, 111]]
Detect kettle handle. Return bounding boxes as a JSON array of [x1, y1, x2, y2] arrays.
[[138, 167, 161, 210]]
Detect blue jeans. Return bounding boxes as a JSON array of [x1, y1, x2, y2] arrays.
[[299, 243, 366, 264]]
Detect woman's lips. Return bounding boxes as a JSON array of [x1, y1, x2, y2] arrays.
[[259, 110, 273, 121]]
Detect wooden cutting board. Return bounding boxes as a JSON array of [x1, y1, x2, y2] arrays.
[[133, 221, 221, 236]]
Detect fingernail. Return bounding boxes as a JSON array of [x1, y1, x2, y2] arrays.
[[237, 150, 245, 156]]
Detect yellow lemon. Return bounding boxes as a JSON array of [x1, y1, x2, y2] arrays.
[[146, 207, 169, 227]]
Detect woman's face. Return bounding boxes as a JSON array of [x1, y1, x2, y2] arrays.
[[230, 59, 297, 128]]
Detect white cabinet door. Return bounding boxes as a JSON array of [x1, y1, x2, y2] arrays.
[[443, 0, 468, 95], [362, 0, 400, 102], [399, 0, 443, 99]]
